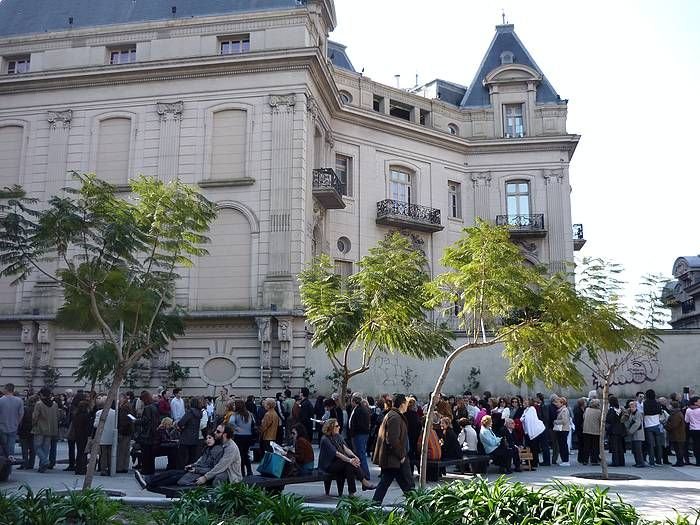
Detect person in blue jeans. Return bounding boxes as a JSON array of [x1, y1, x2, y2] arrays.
[[348, 393, 371, 480], [0, 383, 24, 460], [642, 389, 665, 466]]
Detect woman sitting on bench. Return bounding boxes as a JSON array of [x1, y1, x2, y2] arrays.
[[479, 415, 519, 474], [135, 431, 223, 490], [318, 418, 375, 496]]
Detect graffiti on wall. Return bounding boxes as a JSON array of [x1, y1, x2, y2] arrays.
[[592, 354, 661, 388]]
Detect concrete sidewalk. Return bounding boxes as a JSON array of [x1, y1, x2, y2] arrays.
[[2, 441, 698, 521]]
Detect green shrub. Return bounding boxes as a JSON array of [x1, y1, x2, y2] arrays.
[[63, 488, 123, 525]]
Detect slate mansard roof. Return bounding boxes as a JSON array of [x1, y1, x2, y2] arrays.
[[0, 0, 306, 38], [460, 24, 563, 108]]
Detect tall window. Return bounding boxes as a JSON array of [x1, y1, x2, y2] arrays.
[[109, 47, 136, 64], [96, 118, 131, 185], [220, 36, 250, 55], [335, 154, 352, 196], [390, 169, 411, 204], [0, 125, 23, 187], [503, 104, 524, 137], [448, 181, 461, 219], [7, 56, 30, 74], [506, 181, 530, 218], [211, 110, 247, 180]]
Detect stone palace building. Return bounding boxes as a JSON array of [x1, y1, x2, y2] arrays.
[[0, 0, 585, 395]]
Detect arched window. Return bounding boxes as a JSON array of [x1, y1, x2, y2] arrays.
[[447, 123, 459, 136], [211, 109, 247, 180], [389, 168, 412, 204], [96, 117, 131, 185], [506, 180, 530, 218], [0, 125, 23, 188]]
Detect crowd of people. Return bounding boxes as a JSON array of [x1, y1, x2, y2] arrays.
[[0, 381, 698, 503]]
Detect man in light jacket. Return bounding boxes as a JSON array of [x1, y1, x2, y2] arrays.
[[196, 424, 242, 486], [94, 398, 116, 476], [0, 383, 23, 460], [32, 387, 58, 473]]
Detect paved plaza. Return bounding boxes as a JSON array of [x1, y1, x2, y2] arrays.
[[1, 441, 698, 521]]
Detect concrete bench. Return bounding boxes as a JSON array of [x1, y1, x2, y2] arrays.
[[425, 454, 492, 476], [149, 469, 346, 498]]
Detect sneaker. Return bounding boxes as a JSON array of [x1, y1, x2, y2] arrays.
[[559, 462, 570, 467], [134, 470, 148, 490]]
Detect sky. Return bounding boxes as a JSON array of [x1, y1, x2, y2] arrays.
[[330, 0, 700, 305]]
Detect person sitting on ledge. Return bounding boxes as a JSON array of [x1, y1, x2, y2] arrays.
[[135, 431, 223, 490]]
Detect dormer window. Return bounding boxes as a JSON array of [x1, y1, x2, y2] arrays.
[[109, 47, 136, 65], [500, 51, 514, 64], [220, 36, 250, 55], [7, 56, 30, 74], [447, 123, 459, 136], [503, 104, 524, 137]]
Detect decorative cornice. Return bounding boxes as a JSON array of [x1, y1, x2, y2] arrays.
[[156, 101, 183, 121], [47, 109, 72, 129]]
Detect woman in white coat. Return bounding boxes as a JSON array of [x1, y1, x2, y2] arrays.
[[521, 397, 545, 469]]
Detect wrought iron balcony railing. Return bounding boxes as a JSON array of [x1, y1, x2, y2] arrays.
[[496, 214, 546, 237], [681, 298, 696, 314], [573, 223, 586, 251], [376, 199, 443, 233], [312, 168, 345, 209]]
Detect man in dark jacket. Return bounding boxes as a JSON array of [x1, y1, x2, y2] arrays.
[[348, 393, 371, 479], [372, 393, 414, 504], [117, 393, 134, 473], [137, 391, 160, 475], [298, 388, 314, 442], [177, 398, 202, 469]]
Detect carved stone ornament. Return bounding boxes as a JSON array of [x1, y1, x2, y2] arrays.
[[515, 240, 538, 253], [47, 110, 73, 129], [37, 321, 53, 368], [21, 322, 36, 387], [269, 94, 296, 108], [255, 317, 272, 388], [543, 169, 564, 184], [325, 130, 335, 149], [156, 101, 184, 121], [276, 316, 293, 388], [471, 172, 492, 187]]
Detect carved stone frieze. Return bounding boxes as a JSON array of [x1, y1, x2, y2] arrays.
[[47, 110, 72, 130], [156, 101, 184, 121], [276, 316, 293, 387]]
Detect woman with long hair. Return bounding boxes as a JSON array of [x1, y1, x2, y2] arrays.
[[318, 418, 374, 495], [232, 399, 254, 476]]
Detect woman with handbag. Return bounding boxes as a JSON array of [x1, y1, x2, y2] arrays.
[[318, 418, 374, 495]]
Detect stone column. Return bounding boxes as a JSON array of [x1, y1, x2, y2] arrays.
[[156, 101, 183, 180], [276, 316, 293, 387], [46, 110, 72, 200], [471, 171, 492, 222], [543, 169, 567, 274], [256, 316, 272, 389], [20, 322, 36, 388], [268, 94, 296, 277]]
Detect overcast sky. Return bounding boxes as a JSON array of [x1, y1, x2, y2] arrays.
[[331, 0, 700, 305]]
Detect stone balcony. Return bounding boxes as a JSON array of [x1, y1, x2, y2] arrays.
[[375, 199, 444, 233], [312, 168, 345, 209]]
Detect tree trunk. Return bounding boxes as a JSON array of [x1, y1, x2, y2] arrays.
[[82, 366, 124, 489], [598, 377, 610, 480], [419, 342, 478, 488], [339, 370, 350, 412]]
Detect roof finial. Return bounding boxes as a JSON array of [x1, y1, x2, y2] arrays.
[[501, 9, 507, 25]]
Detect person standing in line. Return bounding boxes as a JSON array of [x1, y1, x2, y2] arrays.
[[116, 393, 134, 473], [157, 389, 171, 419], [552, 396, 571, 466], [31, 387, 58, 473], [177, 397, 202, 469], [170, 388, 185, 424], [72, 399, 92, 475], [643, 389, 665, 467], [521, 397, 546, 469], [573, 397, 587, 465], [17, 395, 36, 469], [606, 396, 626, 467], [684, 396, 700, 466], [93, 398, 116, 476], [214, 388, 229, 422], [372, 393, 414, 504], [259, 398, 280, 453], [348, 393, 371, 480], [622, 400, 646, 468], [136, 391, 160, 475], [298, 388, 314, 442], [0, 383, 24, 461], [231, 400, 254, 477], [581, 399, 602, 466]]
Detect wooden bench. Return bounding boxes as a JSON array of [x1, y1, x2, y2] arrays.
[[149, 469, 346, 499]]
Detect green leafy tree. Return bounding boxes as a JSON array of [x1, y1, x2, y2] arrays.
[[0, 173, 215, 488], [299, 232, 453, 408], [418, 220, 655, 486], [73, 342, 118, 391], [573, 258, 665, 478]]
